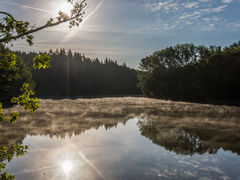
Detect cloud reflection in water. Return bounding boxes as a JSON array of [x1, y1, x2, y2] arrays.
[[1, 98, 240, 179]]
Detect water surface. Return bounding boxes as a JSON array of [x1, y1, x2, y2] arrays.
[[1, 98, 240, 180]]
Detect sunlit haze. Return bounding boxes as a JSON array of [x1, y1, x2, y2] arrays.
[[62, 161, 73, 174], [1, 0, 240, 67], [1, 0, 240, 178], [53, 1, 73, 16]]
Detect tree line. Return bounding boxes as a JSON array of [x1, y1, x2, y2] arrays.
[[2, 41, 240, 106], [14, 48, 141, 98], [138, 41, 240, 104]]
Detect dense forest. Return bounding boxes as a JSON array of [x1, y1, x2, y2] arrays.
[[138, 41, 240, 104], [1, 41, 240, 106], [14, 49, 141, 98], [1, 45, 140, 105]]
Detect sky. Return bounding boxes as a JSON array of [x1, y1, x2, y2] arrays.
[[1, 0, 240, 68]]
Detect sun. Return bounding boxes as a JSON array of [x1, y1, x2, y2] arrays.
[[54, 1, 73, 16], [62, 161, 74, 174]]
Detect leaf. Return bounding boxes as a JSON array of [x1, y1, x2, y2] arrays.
[[11, 83, 40, 112], [9, 112, 19, 124], [33, 54, 51, 69]]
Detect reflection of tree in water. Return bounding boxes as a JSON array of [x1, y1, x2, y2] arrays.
[[0, 115, 129, 148], [174, 129, 218, 155], [137, 114, 240, 155], [1, 98, 240, 164], [0, 111, 129, 176]]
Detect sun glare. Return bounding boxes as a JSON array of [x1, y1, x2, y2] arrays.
[[62, 161, 73, 174], [54, 2, 73, 16]]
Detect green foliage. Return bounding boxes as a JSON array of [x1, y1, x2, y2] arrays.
[[0, 52, 17, 70], [138, 42, 240, 103], [0, 12, 33, 45], [0, 172, 15, 180], [0, 1, 87, 179], [0, 1, 86, 45], [33, 54, 51, 69], [0, 103, 6, 123], [0, 45, 34, 178], [0, 44, 34, 105], [11, 83, 39, 112], [0, 103, 19, 124], [0, 144, 28, 180], [8, 111, 19, 124]]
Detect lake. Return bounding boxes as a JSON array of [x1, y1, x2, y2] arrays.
[[1, 98, 240, 180]]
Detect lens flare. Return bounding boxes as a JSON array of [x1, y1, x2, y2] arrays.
[[54, 1, 73, 16], [62, 161, 73, 174]]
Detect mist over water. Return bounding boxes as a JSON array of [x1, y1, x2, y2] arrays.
[[1, 98, 240, 179]]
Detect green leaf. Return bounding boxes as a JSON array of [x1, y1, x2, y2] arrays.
[[9, 112, 19, 124], [11, 83, 40, 112], [0, 52, 17, 70], [33, 54, 51, 69]]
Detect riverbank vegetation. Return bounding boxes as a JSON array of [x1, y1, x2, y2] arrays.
[[138, 42, 240, 104], [1, 41, 240, 106]]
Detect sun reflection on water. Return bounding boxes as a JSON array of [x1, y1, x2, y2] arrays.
[[62, 161, 73, 174]]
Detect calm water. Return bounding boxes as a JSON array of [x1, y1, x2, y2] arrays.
[[4, 117, 240, 180]]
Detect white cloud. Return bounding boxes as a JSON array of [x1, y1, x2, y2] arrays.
[[151, 1, 178, 12], [229, 22, 240, 27], [179, 12, 201, 20], [193, 22, 216, 31], [144, 0, 233, 32], [200, 5, 227, 13], [163, 23, 178, 30], [147, 1, 228, 13], [186, 21, 193, 25], [203, 17, 219, 21], [151, 1, 169, 11], [183, 2, 199, 9], [0, 0, 53, 14], [209, 23, 216, 28], [180, 14, 194, 19], [221, 0, 233, 4]]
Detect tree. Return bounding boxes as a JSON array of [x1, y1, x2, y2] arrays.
[[0, 0, 87, 179], [138, 42, 240, 103], [0, 44, 34, 106]]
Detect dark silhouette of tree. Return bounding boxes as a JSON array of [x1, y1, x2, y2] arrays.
[[15, 49, 141, 97], [0, 44, 34, 106], [138, 42, 240, 105]]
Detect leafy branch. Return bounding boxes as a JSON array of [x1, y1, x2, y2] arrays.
[[0, 1, 87, 179], [0, 0, 87, 45], [0, 144, 28, 180]]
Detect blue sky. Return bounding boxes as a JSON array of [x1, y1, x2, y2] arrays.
[[1, 0, 240, 68]]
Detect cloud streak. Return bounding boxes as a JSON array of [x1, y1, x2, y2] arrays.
[[222, 0, 233, 4], [200, 5, 227, 13], [61, 0, 105, 43], [0, 0, 53, 14]]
